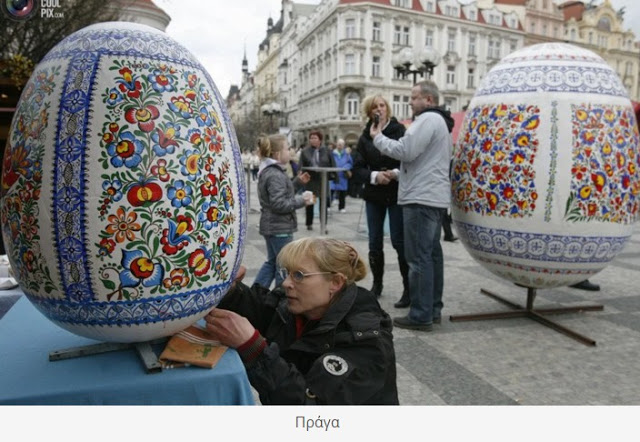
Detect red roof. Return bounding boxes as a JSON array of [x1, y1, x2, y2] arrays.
[[339, 0, 424, 12]]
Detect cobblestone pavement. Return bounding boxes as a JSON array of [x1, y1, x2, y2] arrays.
[[1, 179, 638, 405], [240, 180, 640, 405]]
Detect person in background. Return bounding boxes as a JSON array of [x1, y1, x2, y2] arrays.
[[330, 139, 353, 214], [205, 238, 399, 405], [250, 149, 260, 181], [253, 134, 313, 289], [299, 131, 336, 232], [352, 94, 409, 306], [370, 80, 454, 331]]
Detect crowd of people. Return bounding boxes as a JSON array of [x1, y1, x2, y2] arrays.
[[223, 78, 609, 404], [224, 80, 455, 404]]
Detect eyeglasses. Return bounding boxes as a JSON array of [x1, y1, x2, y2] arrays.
[[278, 268, 333, 283]]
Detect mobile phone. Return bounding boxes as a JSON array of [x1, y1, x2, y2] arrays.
[[373, 114, 379, 126]]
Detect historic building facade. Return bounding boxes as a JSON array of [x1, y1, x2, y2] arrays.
[[228, 0, 638, 149], [560, 0, 639, 100], [288, 0, 524, 147]]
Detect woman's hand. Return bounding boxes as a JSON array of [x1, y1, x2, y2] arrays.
[[370, 119, 381, 138], [204, 308, 256, 348]]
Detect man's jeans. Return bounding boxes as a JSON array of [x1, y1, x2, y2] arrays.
[[402, 204, 445, 324], [254, 234, 293, 289]]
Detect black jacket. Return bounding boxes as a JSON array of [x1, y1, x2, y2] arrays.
[[298, 145, 336, 195], [414, 105, 455, 133], [218, 282, 399, 405], [352, 117, 406, 206]]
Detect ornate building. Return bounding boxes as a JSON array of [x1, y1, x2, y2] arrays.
[[290, 0, 524, 147], [484, 0, 565, 45], [230, 0, 639, 149], [559, 0, 639, 100]]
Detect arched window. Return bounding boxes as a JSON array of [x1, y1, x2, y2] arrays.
[[346, 92, 359, 116], [597, 17, 611, 32]]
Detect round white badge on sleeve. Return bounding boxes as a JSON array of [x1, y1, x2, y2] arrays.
[[322, 355, 348, 376]]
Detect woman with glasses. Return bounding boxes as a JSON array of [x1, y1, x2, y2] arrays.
[[204, 237, 399, 405]]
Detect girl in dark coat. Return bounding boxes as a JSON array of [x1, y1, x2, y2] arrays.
[[352, 95, 410, 307]]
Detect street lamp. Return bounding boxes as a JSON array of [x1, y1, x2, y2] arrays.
[[392, 46, 441, 84], [261, 102, 281, 133]]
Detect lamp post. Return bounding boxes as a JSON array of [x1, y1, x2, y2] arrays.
[[392, 46, 441, 84], [261, 102, 281, 133]]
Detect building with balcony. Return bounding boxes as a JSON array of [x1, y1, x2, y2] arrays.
[[289, 0, 525, 147]]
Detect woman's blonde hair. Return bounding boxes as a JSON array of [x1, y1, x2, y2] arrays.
[[277, 238, 367, 285], [361, 94, 393, 120], [256, 134, 287, 159]]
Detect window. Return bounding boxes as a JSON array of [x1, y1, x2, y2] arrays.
[[346, 93, 359, 116], [446, 65, 456, 86], [509, 17, 517, 28], [589, 32, 593, 44], [425, 29, 434, 47], [445, 6, 458, 17], [402, 26, 410, 45], [467, 68, 475, 88], [570, 29, 576, 40], [444, 97, 455, 110], [372, 21, 381, 41], [542, 23, 547, 36], [488, 38, 500, 59], [345, 19, 355, 39], [468, 33, 476, 56], [394, 25, 402, 45], [425, 1, 434, 13], [394, 0, 410, 7], [626, 61, 633, 75], [468, 9, 476, 21], [345, 54, 355, 75], [529, 20, 536, 33], [509, 39, 517, 53], [553, 26, 559, 38], [448, 29, 456, 52], [392, 95, 402, 117], [372, 56, 381, 77], [402, 96, 410, 119], [599, 35, 608, 47]]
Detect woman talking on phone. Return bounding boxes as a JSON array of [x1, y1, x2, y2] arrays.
[[351, 95, 410, 307]]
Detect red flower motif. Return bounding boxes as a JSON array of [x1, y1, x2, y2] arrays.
[[201, 173, 218, 197], [124, 105, 160, 132]]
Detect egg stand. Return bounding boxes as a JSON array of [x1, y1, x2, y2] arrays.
[[48, 338, 169, 374], [449, 286, 604, 346]]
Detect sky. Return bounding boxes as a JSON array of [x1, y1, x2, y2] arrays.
[[156, 0, 640, 97]]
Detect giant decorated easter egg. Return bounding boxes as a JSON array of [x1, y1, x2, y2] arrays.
[[452, 43, 639, 289], [0, 22, 246, 342]]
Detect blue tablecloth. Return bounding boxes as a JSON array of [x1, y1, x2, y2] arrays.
[[0, 295, 255, 405]]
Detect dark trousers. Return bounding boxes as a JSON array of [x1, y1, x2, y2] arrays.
[[305, 196, 330, 227], [333, 190, 347, 210]]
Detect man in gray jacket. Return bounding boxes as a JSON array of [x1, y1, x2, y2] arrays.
[[370, 80, 454, 331]]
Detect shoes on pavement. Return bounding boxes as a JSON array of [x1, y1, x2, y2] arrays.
[[433, 317, 441, 324], [394, 298, 410, 308], [444, 236, 458, 242], [306, 225, 312, 231], [569, 280, 600, 291], [339, 209, 346, 213], [393, 316, 433, 332]]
